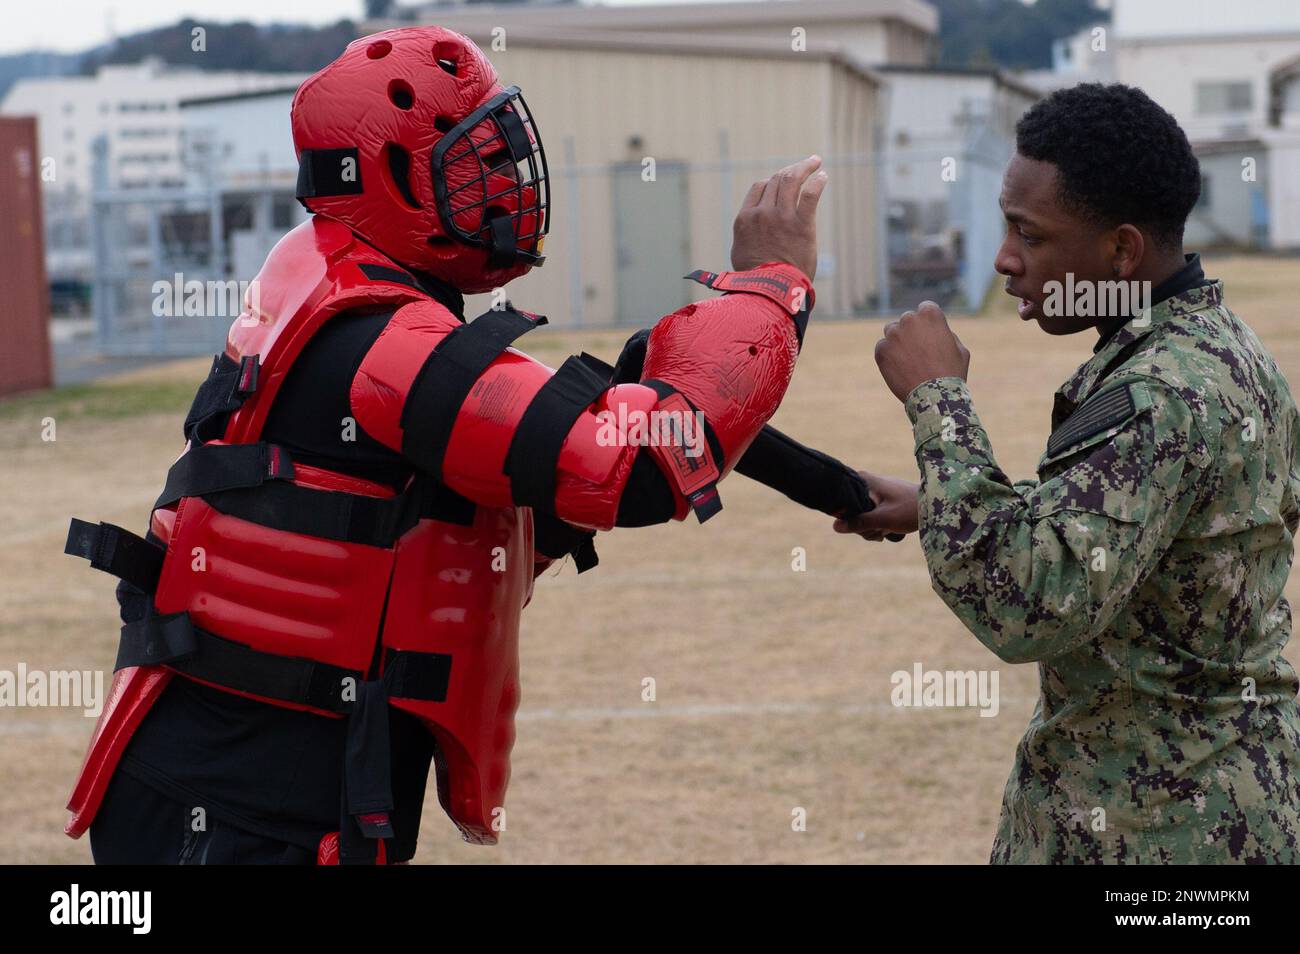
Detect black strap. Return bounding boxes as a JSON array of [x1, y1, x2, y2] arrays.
[[296, 147, 363, 199], [383, 649, 453, 702], [164, 435, 474, 551], [419, 476, 477, 527], [342, 679, 395, 857], [201, 478, 425, 549], [486, 215, 518, 268], [115, 611, 451, 712], [337, 646, 453, 862], [532, 510, 599, 573], [357, 262, 421, 291], [576, 351, 615, 380], [65, 519, 166, 594], [183, 353, 259, 444], [154, 441, 294, 512], [504, 354, 612, 509], [400, 306, 546, 476], [116, 611, 362, 712], [158, 440, 431, 548]]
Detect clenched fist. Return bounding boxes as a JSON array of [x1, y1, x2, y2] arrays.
[[874, 301, 970, 403]]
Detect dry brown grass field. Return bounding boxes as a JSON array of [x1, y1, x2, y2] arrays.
[[2, 255, 1298, 864]]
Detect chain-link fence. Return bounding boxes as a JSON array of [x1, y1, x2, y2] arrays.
[[88, 132, 1013, 356]]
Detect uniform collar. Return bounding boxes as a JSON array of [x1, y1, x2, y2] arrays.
[[1053, 266, 1223, 419], [1092, 253, 1206, 354]]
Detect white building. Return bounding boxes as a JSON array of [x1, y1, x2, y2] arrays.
[[1111, 0, 1300, 249], [878, 65, 1040, 308], [0, 59, 304, 283], [178, 87, 308, 281]]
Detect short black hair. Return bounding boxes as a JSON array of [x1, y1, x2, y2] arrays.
[[1015, 83, 1200, 249]]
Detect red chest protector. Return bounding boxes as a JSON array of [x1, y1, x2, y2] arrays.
[[64, 217, 541, 852]]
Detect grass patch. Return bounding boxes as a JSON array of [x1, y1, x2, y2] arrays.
[[0, 378, 197, 425]]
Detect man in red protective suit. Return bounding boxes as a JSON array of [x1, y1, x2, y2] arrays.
[[63, 26, 871, 864]]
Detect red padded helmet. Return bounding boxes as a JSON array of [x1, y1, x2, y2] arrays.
[[291, 27, 549, 293]]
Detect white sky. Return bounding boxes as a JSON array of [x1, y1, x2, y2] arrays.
[[1, 0, 732, 56]]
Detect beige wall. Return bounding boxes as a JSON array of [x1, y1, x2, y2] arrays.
[[828, 60, 882, 315], [461, 43, 881, 325], [605, 18, 931, 66]]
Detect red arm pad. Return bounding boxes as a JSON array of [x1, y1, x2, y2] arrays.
[[350, 300, 650, 529], [640, 261, 812, 519], [350, 260, 812, 531]]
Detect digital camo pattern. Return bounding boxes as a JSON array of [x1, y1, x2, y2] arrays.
[[905, 281, 1300, 863]]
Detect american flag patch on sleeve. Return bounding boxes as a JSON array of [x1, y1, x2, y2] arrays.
[[1045, 383, 1137, 459]]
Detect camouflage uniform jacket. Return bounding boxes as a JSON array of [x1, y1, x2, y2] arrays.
[[905, 281, 1300, 863]]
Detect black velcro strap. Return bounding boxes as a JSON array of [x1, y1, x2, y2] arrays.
[[504, 354, 612, 509], [116, 611, 198, 672], [400, 306, 546, 476], [383, 649, 452, 702], [420, 477, 477, 527], [202, 479, 424, 549], [183, 353, 259, 444], [532, 510, 599, 573], [65, 518, 166, 593], [118, 611, 364, 714], [1046, 383, 1138, 459], [498, 106, 533, 162], [576, 351, 615, 380], [343, 679, 395, 852], [296, 147, 362, 199], [571, 537, 598, 572], [486, 215, 518, 268], [154, 442, 294, 512], [358, 262, 421, 291]]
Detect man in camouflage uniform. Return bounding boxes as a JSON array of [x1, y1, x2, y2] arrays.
[[840, 83, 1300, 863]]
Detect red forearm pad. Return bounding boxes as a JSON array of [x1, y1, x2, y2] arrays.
[[640, 262, 808, 487]]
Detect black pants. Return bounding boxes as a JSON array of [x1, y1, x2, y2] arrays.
[[89, 770, 318, 865]]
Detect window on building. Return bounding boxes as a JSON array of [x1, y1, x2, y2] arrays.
[[272, 196, 296, 229], [1196, 174, 1211, 209], [1195, 81, 1253, 115]]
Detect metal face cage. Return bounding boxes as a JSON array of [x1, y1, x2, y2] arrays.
[[430, 85, 550, 268]]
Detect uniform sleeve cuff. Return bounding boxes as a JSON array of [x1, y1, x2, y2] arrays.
[[905, 377, 976, 449]]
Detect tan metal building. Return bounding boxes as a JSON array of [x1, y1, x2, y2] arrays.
[[437, 28, 888, 326], [386, 0, 938, 67]]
